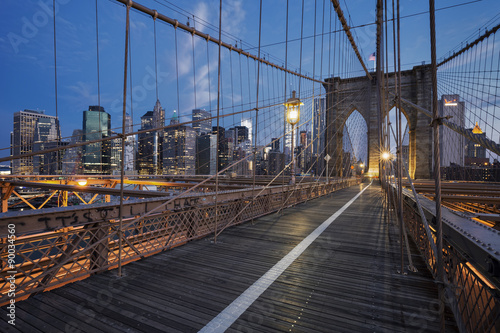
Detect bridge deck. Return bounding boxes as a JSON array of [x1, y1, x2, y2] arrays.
[[1, 182, 457, 332]]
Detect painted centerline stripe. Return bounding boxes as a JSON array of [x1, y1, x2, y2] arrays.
[[199, 181, 372, 333]]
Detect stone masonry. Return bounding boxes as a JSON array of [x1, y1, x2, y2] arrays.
[[323, 64, 434, 179]]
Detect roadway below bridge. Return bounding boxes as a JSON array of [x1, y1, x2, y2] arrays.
[[0, 182, 458, 332]]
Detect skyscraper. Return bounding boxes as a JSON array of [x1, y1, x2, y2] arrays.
[[439, 95, 465, 167], [312, 97, 326, 155], [234, 126, 249, 145], [137, 111, 155, 175], [153, 100, 165, 171], [164, 125, 196, 175], [82, 106, 111, 174], [124, 113, 136, 172], [62, 129, 83, 174], [312, 97, 326, 175], [465, 122, 488, 165], [212, 126, 229, 172], [33, 117, 64, 175], [192, 109, 211, 135], [241, 118, 252, 144], [11, 109, 60, 174], [196, 134, 213, 175]]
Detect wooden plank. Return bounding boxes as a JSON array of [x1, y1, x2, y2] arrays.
[[1, 183, 458, 332]]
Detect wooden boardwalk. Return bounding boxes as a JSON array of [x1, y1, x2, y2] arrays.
[[1, 182, 457, 332]]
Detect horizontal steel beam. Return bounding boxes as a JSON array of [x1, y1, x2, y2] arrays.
[[403, 187, 500, 288]]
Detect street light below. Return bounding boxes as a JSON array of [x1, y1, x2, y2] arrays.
[[77, 179, 88, 186], [381, 151, 391, 161], [284, 90, 303, 185]]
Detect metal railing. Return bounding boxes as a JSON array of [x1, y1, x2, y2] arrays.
[[398, 186, 500, 332], [0, 178, 359, 304]]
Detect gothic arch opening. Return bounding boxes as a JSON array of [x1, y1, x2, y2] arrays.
[[341, 109, 368, 176]]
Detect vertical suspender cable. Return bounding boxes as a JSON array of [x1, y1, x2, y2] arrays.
[[207, 41, 212, 113], [52, 0, 60, 174], [298, 0, 305, 96], [192, 15, 197, 109], [118, 1, 131, 278], [384, 0, 390, 218], [95, 0, 101, 108], [154, 16, 158, 100], [313, 0, 319, 178], [376, 0, 383, 187], [214, 0, 222, 243], [397, 0, 404, 275], [128, 17, 134, 171], [281, 0, 290, 203], [429, 0, 445, 331], [298, 0, 305, 182], [252, 0, 263, 211]]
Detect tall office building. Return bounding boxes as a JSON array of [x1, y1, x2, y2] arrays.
[[153, 100, 165, 171], [196, 134, 217, 175], [192, 109, 211, 135], [241, 118, 252, 144], [312, 97, 326, 175], [82, 106, 111, 174], [124, 113, 136, 172], [465, 122, 488, 165], [11, 109, 60, 174], [62, 129, 83, 174], [109, 131, 123, 174], [164, 125, 196, 175], [33, 117, 64, 175], [212, 126, 229, 172], [234, 126, 249, 145], [137, 111, 156, 174], [312, 97, 326, 155], [439, 95, 465, 167]]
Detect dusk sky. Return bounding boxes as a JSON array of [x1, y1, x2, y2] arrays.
[[1, 0, 499, 159]]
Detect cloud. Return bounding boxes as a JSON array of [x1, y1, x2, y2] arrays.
[[222, 0, 245, 37]]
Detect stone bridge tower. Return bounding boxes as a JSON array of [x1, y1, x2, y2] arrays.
[[323, 64, 434, 179]]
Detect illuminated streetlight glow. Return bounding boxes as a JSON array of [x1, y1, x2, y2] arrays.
[[77, 179, 88, 186], [284, 91, 303, 185], [284, 91, 303, 125], [381, 151, 391, 160]]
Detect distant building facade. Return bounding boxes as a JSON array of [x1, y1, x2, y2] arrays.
[[11, 109, 60, 174], [192, 109, 211, 135], [82, 106, 111, 174], [164, 125, 196, 175], [439, 95, 465, 167], [137, 111, 156, 175]]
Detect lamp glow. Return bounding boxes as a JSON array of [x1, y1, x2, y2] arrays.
[[284, 91, 303, 125], [381, 152, 391, 160], [284, 90, 303, 185], [77, 179, 87, 186]]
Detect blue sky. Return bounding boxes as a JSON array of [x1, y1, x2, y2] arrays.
[[1, 0, 499, 159]]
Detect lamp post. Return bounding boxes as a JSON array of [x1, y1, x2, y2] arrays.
[[284, 91, 303, 185]]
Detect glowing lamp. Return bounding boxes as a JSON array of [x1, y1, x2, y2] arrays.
[[284, 91, 303, 125], [77, 179, 88, 186], [381, 151, 391, 160]]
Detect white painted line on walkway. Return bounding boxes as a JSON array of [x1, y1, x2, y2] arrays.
[[199, 181, 372, 333]]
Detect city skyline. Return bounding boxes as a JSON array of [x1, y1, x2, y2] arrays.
[[2, 0, 499, 159]]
